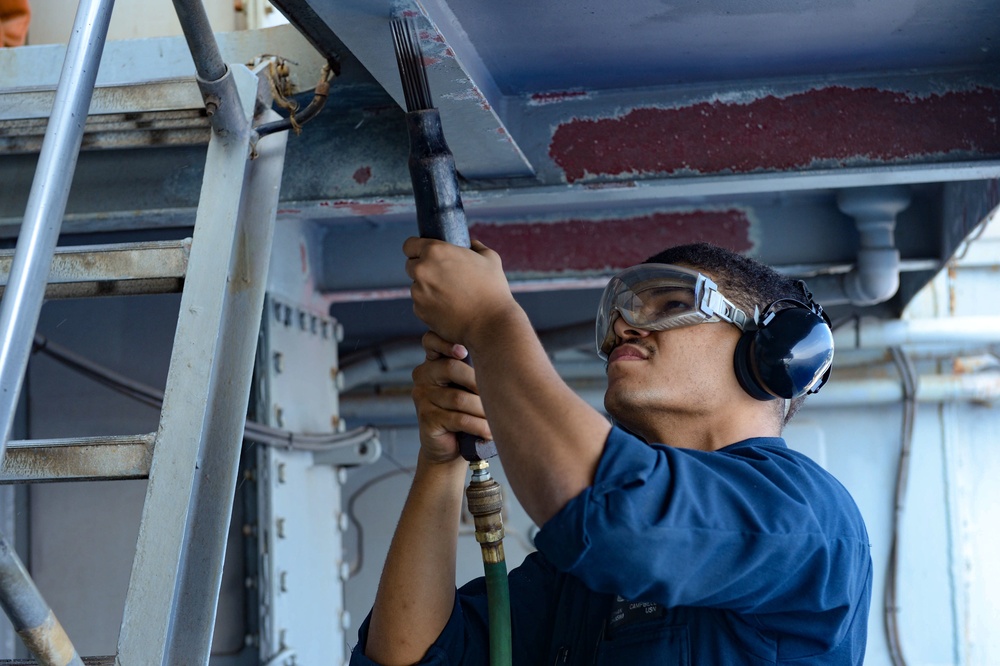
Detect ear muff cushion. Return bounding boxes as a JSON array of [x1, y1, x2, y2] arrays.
[[734, 308, 834, 400], [734, 332, 775, 401]]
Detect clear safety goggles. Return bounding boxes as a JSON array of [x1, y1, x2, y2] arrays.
[[596, 264, 753, 359]]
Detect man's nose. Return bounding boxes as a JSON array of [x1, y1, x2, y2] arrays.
[[613, 315, 651, 341]]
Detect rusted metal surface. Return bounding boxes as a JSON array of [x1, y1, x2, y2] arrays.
[[0, 110, 210, 154], [468, 208, 753, 272], [549, 85, 1000, 183], [0, 82, 204, 123], [0, 239, 190, 299], [0, 535, 82, 666], [15, 612, 77, 666], [0, 434, 155, 484]]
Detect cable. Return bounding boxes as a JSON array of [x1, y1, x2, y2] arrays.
[[255, 61, 335, 139], [31, 332, 376, 454], [885, 346, 917, 666], [32, 333, 164, 409]]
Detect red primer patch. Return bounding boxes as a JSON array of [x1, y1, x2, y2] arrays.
[[549, 86, 1000, 182], [469, 210, 751, 273], [353, 166, 372, 184]]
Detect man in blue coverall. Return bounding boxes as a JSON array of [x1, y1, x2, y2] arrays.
[[351, 240, 873, 665]]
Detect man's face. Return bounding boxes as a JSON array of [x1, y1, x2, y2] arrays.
[[602, 273, 749, 439]]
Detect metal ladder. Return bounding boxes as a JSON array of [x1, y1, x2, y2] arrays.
[[0, 0, 288, 663]]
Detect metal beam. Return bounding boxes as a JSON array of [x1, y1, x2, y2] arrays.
[[269, 0, 533, 178]]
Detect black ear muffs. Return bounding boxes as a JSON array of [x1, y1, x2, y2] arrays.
[[733, 298, 834, 401]]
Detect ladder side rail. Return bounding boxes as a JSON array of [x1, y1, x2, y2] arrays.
[[116, 68, 286, 665], [0, 1, 114, 664]]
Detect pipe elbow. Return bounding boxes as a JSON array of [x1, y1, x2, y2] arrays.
[[842, 247, 901, 306]]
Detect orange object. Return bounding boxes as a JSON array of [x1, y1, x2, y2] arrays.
[[0, 0, 31, 47]]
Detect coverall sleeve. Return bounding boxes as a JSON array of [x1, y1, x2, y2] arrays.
[[349, 552, 559, 665], [534, 427, 871, 621]]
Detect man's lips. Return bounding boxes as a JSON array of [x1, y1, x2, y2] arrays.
[[608, 343, 650, 363]]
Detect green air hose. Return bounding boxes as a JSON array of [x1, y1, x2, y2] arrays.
[[466, 460, 513, 666]]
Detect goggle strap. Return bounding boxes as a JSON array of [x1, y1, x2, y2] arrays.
[[702, 290, 750, 331]]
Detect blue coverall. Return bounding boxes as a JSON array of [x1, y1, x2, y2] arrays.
[[352, 426, 873, 665]]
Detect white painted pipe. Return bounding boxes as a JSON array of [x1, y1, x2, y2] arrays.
[[340, 372, 1000, 422], [809, 185, 910, 306], [834, 316, 1000, 349], [810, 372, 1000, 407]]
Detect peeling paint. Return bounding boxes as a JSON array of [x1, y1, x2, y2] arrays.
[[469, 209, 752, 272], [529, 90, 592, 106], [549, 86, 1000, 182], [329, 200, 395, 217]]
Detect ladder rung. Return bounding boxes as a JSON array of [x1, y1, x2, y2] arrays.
[[0, 658, 115, 665], [0, 239, 190, 299], [0, 434, 154, 483]]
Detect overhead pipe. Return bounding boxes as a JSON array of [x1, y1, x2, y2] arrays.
[[339, 322, 596, 392], [809, 185, 912, 307], [340, 315, 1000, 393], [340, 370, 1000, 421], [834, 316, 1000, 349]]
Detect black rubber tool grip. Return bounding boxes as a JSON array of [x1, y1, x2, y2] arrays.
[[405, 109, 497, 462]]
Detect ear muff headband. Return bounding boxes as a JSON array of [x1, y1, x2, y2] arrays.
[[734, 297, 834, 401]]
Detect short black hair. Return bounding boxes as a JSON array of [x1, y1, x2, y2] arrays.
[[643, 242, 804, 315], [643, 242, 812, 426]]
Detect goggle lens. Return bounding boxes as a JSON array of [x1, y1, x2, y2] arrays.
[[596, 264, 750, 359]]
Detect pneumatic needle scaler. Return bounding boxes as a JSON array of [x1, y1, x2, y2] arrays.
[[391, 17, 513, 666]]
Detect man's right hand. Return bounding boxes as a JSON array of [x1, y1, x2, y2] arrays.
[[411, 331, 493, 465]]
